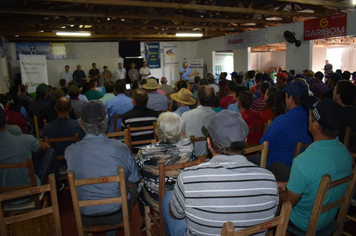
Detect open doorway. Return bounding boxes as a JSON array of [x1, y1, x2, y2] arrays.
[[213, 51, 234, 81]]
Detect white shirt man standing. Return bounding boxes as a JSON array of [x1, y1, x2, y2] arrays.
[[60, 65, 72, 83], [113, 63, 126, 80], [139, 61, 151, 81]]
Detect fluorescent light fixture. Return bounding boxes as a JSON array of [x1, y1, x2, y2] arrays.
[[56, 32, 91, 36], [176, 33, 203, 37]]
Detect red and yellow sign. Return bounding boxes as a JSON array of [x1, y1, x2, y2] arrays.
[[304, 14, 347, 41]]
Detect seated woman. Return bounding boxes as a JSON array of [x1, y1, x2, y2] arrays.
[[134, 112, 196, 230], [259, 86, 286, 124]]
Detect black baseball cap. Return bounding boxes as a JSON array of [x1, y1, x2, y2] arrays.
[[303, 96, 344, 130], [80, 101, 107, 124]]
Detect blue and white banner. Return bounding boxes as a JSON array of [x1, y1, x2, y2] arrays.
[[20, 54, 48, 93], [145, 42, 161, 69], [16, 42, 51, 60]]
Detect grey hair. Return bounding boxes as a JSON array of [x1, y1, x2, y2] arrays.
[[155, 112, 183, 144], [80, 115, 108, 136]]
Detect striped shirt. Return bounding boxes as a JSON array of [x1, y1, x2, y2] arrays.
[[170, 155, 278, 236], [121, 106, 159, 154]]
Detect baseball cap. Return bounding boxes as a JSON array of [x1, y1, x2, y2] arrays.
[[325, 73, 342, 83], [303, 70, 314, 76], [230, 72, 238, 77], [202, 110, 249, 148], [80, 101, 107, 124], [275, 72, 288, 79], [0, 108, 9, 126], [294, 74, 307, 80], [36, 84, 49, 95], [68, 85, 79, 94], [303, 96, 345, 130], [282, 81, 308, 98]]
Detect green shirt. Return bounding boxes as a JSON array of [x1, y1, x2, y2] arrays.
[[84, 89, 103, 101], [99, 93, 116, 105], [287, 138, 352, 231]]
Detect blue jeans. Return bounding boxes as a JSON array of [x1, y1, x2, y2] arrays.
[[162, 190, 186, 236]]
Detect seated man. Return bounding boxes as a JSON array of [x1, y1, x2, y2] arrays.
[[278, 97, 352, 232], [121, 89, 158, 154], [227, 85, 248, 112], [0, 93, 28, 134], [28, 84, 50, 126], [171, 88, 196, 117], [43, 97, 85, 157], [68, 84, 86, 118], [135, 112, 196, 229], [65, 101, 140, 236], [181, 85, 216, 157], [0, 108, 60, 199], [260, 81, 312, 170], [84, 78, 103, 101], [38, 87, 76, 128], [105, 80, 133, 133], [163, 110, 278, 235], [143, 78, 169, 111], [238, 91, 264, 145]]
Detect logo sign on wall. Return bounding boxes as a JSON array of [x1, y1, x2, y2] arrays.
[[19, 54, 48, 93], [225, 28, 268, 50], [145, 43, 161, 69], [187, 59, 204, 82], [164, 44, 179, 67], [304, 14, 347, 41]]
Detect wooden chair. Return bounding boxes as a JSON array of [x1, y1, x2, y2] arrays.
[[344, 126, 356, 152], [106, 129, 129, 145], [68, 166, 130, 236], [126, 122, 158, 154], [293, 141, 311, 158], [43, 133, 80, 160], [145, 156, 206, 236], [43, 119, 48, 126], [287, 166, 356, 236], [190, 135, 207, 148], [244, 141, 269, 168], [263, 119, 272, 135], [0, 174, 62, 236], [113, 114, 123, 132], [221, 201, 292, 236], [34, 115, 41, 141], [75, 112, 81, 119], [0, 159, 42, 212]]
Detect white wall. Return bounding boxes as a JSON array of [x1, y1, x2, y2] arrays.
[[312, 47, 327, 73], [196, 36, 225, 75], [250, 51, 286, 72], [0, 58, 10, 93], [7, 41, 198, 87]]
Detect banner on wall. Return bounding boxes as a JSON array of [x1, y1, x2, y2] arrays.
[[145, 42, 161, 69], [164, 44, 179, 67], [225, 28, 268, 50], [20, 54, 48, 93], [49, 43, 66, 60], [304, 14, 347, 41], [188, 59, 204, 82], [16, 43, 51, 60]]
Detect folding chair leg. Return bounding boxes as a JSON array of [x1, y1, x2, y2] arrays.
[[145, 206, 152, 236]]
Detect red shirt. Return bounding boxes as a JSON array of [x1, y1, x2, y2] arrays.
[[5, 109, 27, 134], [219, 95, 235, 109], [259, 107, 273, 124], [249, 83, 261, 94], [241, 109, 263, 146]]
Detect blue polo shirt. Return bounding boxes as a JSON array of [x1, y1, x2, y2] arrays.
[[260, 106, 312, 167], [105, 94, 133, 133], [179, 67, 191, 81]]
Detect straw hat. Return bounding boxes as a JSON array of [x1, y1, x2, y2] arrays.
[[170, 88, 196, 105], [142, 78, 162, 89]]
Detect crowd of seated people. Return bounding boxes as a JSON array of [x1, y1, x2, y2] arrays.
[[1, 66, 356, 235]]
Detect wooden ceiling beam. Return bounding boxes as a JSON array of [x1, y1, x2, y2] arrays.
[[0, 20, 265, 30], [273, 0, 353, 9], [28, 0, 326, 17], [0, 8, 291, 24]]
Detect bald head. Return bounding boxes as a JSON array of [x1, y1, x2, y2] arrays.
[[198, 85, 215, 106], [55, 97, 72, 114]]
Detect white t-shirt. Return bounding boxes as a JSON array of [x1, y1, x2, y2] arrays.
[[139, 67, 151, 80]]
